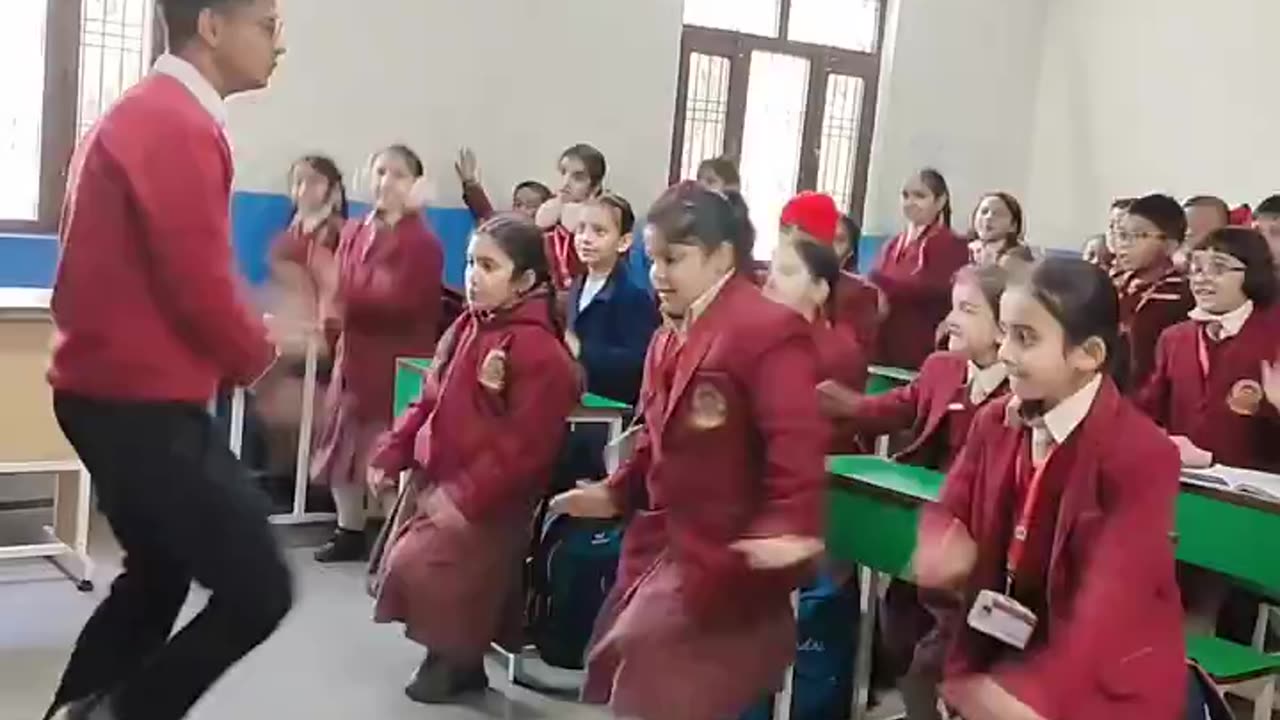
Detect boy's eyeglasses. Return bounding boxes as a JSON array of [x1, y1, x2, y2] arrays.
[[1187, 253, 1246, 278], [1112, 230, 1166, 245]]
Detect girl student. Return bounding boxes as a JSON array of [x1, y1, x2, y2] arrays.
[[453, 146, 552, 222], [309, 144, 444, 563], [771, 191, 869, 395], [552, 181, 829, 720], [914, 258, 1186, 720], [367, 213, 580, 704], [566, 192, 661, 405], [1137, 226, 1280, 473], [870, 168, 971, 369], [818, 264, 1011, 720], [536, 142, 609, 290], [832, 212, 887, 359], [968, 192, 1026, 267]]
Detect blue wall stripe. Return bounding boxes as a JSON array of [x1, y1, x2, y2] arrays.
[[0, 190, 893, 290]]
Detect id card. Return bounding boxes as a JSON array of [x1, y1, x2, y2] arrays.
[[967, 589, 1037, 650]]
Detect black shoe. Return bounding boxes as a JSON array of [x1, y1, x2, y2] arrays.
[[404, 657, 488, 704], [314, 528, 367, 563]]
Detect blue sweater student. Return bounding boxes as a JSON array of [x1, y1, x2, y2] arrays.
[[565, 194, 659, 405]]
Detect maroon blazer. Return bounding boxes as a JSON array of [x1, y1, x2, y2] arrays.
[[1116, 258, 1194, 391], [834, 271, 883, 357], [934, 379, 1185, 720], [604, 275, 829, 623], [1136, 305, 1280, 473], [869, 223, 969, 369], [371, 293, 580, 523], [841, 351, 1006, 471], [816, 319, 871, 454], [333, 214, 443, 422]]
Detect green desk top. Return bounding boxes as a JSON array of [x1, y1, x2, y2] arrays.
[[827, 454, 1280, 597], [394, 357, 630, 414], [868, 365, 919, 382]]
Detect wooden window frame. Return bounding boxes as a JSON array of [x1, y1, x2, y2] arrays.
[[669, 0, 886, 222], [1, 1, 164, 235]]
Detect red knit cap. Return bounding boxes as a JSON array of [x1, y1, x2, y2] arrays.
[[780, 191, 839, 245]]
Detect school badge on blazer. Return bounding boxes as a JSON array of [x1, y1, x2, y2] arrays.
[[478, 349, 507, 392], [1227, 379, 1263, 416], [689, 382, 728, 430]]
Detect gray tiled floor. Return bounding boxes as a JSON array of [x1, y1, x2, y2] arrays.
[[0, 514, 607, 719]]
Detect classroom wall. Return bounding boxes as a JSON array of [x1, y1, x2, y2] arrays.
[[1026, 0, 1280, 248], [862, 0, 1050, 239], [1, 0, 683, 288]]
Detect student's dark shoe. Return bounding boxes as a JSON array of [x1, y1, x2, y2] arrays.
[[404, 656, 488, 704], [314, 528, 367, 563]]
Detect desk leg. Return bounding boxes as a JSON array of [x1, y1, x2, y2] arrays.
[[229, 388, 246, 459], [291, 337, 320, 519], [852, 566, 882, 720], [774, 589, 799, 720], [604, 417, 624, 474], [50, 466, 95, 592]]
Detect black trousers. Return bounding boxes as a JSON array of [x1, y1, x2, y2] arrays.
[[48, 393, 294, 720]]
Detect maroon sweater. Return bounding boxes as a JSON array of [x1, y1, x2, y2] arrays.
[[49, 74, 273, 404]]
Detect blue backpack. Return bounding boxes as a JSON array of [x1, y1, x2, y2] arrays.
[[526, 513, 624, 670], [742, 572, 860, 720]]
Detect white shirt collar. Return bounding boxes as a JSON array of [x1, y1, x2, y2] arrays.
[[153, 54, 227, 127], [967, 361, 1009, 405], [1039, 373, 1103, 446], [1188, 300, 1254, 340]]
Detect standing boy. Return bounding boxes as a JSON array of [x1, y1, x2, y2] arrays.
[[47, 2, 290, 718]]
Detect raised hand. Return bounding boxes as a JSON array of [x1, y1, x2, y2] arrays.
[[455, 147, 479, 185]]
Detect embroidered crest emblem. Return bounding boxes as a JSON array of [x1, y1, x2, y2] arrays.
[[1227, 379, 1263, 416], [478, 349, 507, 392], [688, 382, 728, 430]]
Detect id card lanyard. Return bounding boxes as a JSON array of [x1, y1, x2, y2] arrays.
[[1005, 441, 1056, 596]]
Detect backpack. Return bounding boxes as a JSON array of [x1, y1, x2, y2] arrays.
[[741, 572, 860, 720], [525, 511, 624, 670]]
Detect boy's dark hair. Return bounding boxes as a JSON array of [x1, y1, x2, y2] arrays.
[[697, 156, 742, 188], [1111, 197, 1137, 212], [1255, 194, 1280, 216], [560, 144, 607, 189], [590, 193, 636, 236], [648, 181, 754, 273], [1127, 194, 1187, 243], [159, 0, 251, 51], [513, 180, 553, 205], [1197, 227, 1278, 306], [1183, 195, 1231, 225], [1025, 258, 1130, 392]]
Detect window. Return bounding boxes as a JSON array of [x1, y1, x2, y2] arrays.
[[1, 0, 155, 233], [670, 0, 885, 259]]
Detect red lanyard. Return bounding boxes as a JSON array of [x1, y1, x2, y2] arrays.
[[1006, 437, 1055, 594]]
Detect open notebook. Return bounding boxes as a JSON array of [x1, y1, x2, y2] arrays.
[[1181, 465, 1280, 503]]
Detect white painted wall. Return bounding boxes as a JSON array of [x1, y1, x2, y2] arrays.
[[225, 0, 683, 210], [863, 0, 1050, 237], [1026, 0, 1280, 248]]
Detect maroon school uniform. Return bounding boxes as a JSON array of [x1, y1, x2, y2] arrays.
[[834, 270, 884, 356], [1115, 257, 1194, 390], [268, 215, 345, 351], [583, 275, 828, 720], [933, 379, 1185, 720], [869, 223, 969, 369], [310, 214, 443, 488], [814, 319, 870, 454], [1137, 304, 1280, 472], [841, 351, 1007, 472], [544, 223, 586, 291], [50, 73, 273, 401], [369, 294, 579, 661]]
